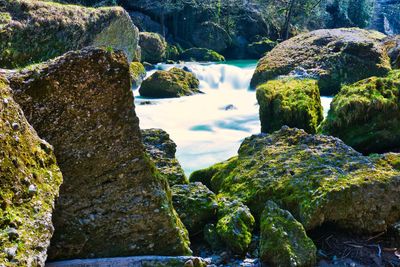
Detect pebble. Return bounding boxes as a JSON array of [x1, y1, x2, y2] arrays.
[[4, 246, 17, 259], [28, 184, 37, 195], [11, 122, 19, 131]]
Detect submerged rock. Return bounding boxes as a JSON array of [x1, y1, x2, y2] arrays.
[[180, 48, 225, 62], [142, 128, 188, 185], [139, 32, 167, 64], [260, 201, 316, 267], [191, 127, 400, 234], [250, 28, 391, 95], [8, 48, 191, 259], [130, 61, 146, 88], [320, 70, 400, 154], [0, 0, 139, 68], [0, 75, 62, 266], [139, 67, 201, 98], [256, 78, 323, 134]]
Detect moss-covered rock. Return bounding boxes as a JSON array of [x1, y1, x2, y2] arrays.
[[139, 32, 167, 64], [383, 35, 400, 68], [320, 70, 400, 154], [130, 61, 146, 88], [256, 78, 323, 134], [246, 38, 277, 59], [260, 201, 316, 267], [7, 48, 191, 259], [192, 127, 400, 234], [139, 67, 201, 98], [142, 128, 188, 185], [0, 75, 62, 266], [171, 182, 218, 235], [192, 21, 232, 53], [250, 28, 391, 95], [180, 48, 225, 62], [0, 0, 139, 68]]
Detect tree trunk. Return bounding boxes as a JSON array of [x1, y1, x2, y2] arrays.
[[283, 0, 296, 40]]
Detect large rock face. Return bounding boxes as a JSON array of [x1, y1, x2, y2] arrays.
[[0, 75, 62, 266], [0, 0, 139, 68], [250, 28, 391, 95], [320, 70, 400, 154], [192, 21, 232, 53], [7, 48, 191, 260], [191, 127, 400, 234]]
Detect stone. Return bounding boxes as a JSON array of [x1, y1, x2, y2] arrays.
[[192, 21, 232, 53], [180, 48, 225, 62], [383, 35, 400, 68], [130, 61, 146, 88], [320, 70, 400, 154], [0, 75, 62, 266], [142, 128, 188, 185], [260, 201, 316, 267], [7, 48, 191, 259], [256, 78, 323, 134], [139, 32, 167, 64], [139, 67, 201, 98], [250, 28, 391, 95], [246, 38, 277, 59], [0, 0, 139, 68]]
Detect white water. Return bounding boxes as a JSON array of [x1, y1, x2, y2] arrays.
[[134, 61, 333, 175]]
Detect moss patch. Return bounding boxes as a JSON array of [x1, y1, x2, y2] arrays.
[[130, 62, 146, 88], [180, 48, 225, 62]]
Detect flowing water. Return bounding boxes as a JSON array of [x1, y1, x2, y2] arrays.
[[134, 61, 333, 175]]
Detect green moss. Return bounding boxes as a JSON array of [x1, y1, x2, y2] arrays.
[[180, 48, 225, 62], [130, 62, 146, 87], [256, 78, 323, 134]]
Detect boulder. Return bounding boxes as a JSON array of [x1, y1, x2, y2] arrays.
[[0, 75, 62, 266], [7, 48, 191, 259], [246, 38, 277, 59], [0, 0, 139, 68], [260, 201, 316, 267], [139, 32, 167, 64], [192, 22, 232, 53], [383, 35, 400, 68], [129, 11, 164, 35], [130, 62, 146, 88], [171, 182, 218, 235], [180, 48, 225, 62], [142, 128, 188, 185], [139, 67, 201, 98], [256, 78, 323, 134], [320, 70, 400, 154], [250, 28, 391, 95], [191, 127, 400, 233]]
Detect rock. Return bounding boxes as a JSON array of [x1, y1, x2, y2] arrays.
[[129, 11, 164, 35], [246, 38, 277, 59], [180, 48, 225, 62], [0, 75, 62, 266], [256, 78, 323, 134], [191, 127, 400, 233], [142, 128, 188, 185], [192, 22, 232, 53], [260, 201, 316, 267], [383, 35, 400, 68], [320, 70, 400, 154], [139, 67, 201, 98], [7, 48, 191, 259], [215, 198, 255, 255], [0, 0, 139, 68], [130, 62, 146, 88], [171, 182, 218, 235], [139, 32, 167, 64], [250, 28, 391, 95]]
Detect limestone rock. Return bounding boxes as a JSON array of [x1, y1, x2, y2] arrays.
[[7, 48, 191, 259], [0, 75, 62, 266], [0, 0, 139, 68], [139, 32, 167, 64]]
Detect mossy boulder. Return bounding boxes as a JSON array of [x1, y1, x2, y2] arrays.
[[180, 48, 225, 62], [142, 128, 188, 185], [0, 75, 63, 266], [247, 38, 277, 59], [260, 201, 316, 267], [192, 21, 232, 53], [250, 28, 391, 95], [256, 78, 323, 134], [191, 127, 400, 234], [139, 67, 201, 98], [320, 70, 400, 154], [139, 32, 167, 64], [130, 61, 146, 88], [7, 48, 191, 259], [0, 0, 139, 68], [171, 182, 218, 235]]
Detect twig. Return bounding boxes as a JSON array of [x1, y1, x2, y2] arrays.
[[366, 232, 385, 242]]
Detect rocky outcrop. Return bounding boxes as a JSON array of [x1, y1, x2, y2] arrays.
[[180, 48, 225, 62], [139, 67, 201, 98], [260, 201, 316, 267], [191, 127, 400, 234], [320, 70, 400, 154], [7, 48, 191, 260], [139, 32, 167, 64], [192, 22, 232, 53], [250, 28, 391, 95], [0, 75, 62, 266], [0, 0, 139, 68], [142, 128, 188, 185], [130, 62, 146, 88], [256, 78, 323, 134]]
